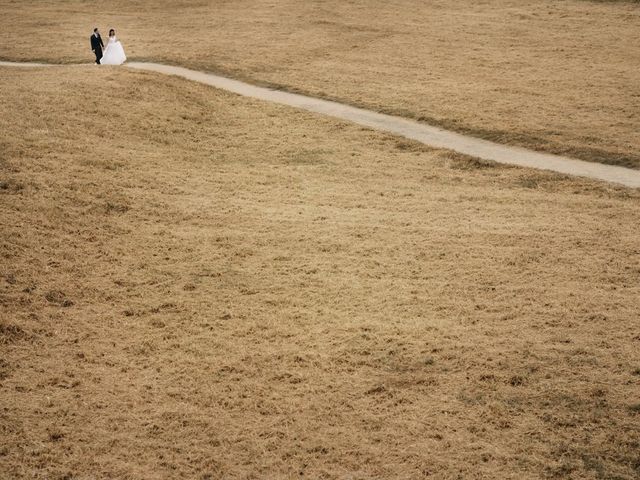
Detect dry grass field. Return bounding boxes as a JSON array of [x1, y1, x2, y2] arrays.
[[1, 66, 640, 479], [0, 0, 639, 169]]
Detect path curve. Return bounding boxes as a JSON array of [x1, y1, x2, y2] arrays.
[[2, 60, 639, 188]]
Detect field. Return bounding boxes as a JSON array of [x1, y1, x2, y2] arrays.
[[0, 0, 639, 168], [1, 65, 640, 479]]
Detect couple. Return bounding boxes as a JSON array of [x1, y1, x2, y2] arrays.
[[90, 28, 126, 65]]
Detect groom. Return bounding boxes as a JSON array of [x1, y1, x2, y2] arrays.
[[90, 28, 104, 64]]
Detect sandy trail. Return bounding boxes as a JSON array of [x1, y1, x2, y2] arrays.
[[2, 60, 639, 188]]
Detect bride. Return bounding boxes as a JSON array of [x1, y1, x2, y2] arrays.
[[100, 29, 126, 65]]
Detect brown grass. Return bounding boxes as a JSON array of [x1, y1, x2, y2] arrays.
[[1, 0, 639, 169], [1, 66, 639, 478]]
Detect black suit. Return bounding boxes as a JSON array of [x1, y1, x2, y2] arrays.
[[90, 33, 104, 64]]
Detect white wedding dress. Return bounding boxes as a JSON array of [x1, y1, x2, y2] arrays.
[[100, 36, 126, 65]]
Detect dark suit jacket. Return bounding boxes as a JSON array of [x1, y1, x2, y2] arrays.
[[90, 33, 104, 51]]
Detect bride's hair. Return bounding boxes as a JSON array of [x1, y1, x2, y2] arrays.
[[109, 29, 115, 37]]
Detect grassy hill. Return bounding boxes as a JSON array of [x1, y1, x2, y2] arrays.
[[1, 0, 639, 168], [1, 66, 639, 479]]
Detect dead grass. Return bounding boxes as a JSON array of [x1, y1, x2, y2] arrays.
[[1, 0, 639, 169], [1, 66, 640, 478]]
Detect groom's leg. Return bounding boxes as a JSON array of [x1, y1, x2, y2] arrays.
[[94, 49, 101, 64]]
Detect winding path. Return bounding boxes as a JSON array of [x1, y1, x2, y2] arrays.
[[2, 60, 639, 188]]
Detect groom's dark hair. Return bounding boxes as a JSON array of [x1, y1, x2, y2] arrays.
[[93, 27, 98, 32]]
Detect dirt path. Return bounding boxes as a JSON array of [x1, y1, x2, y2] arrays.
[[2, 60, 639, 188]]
